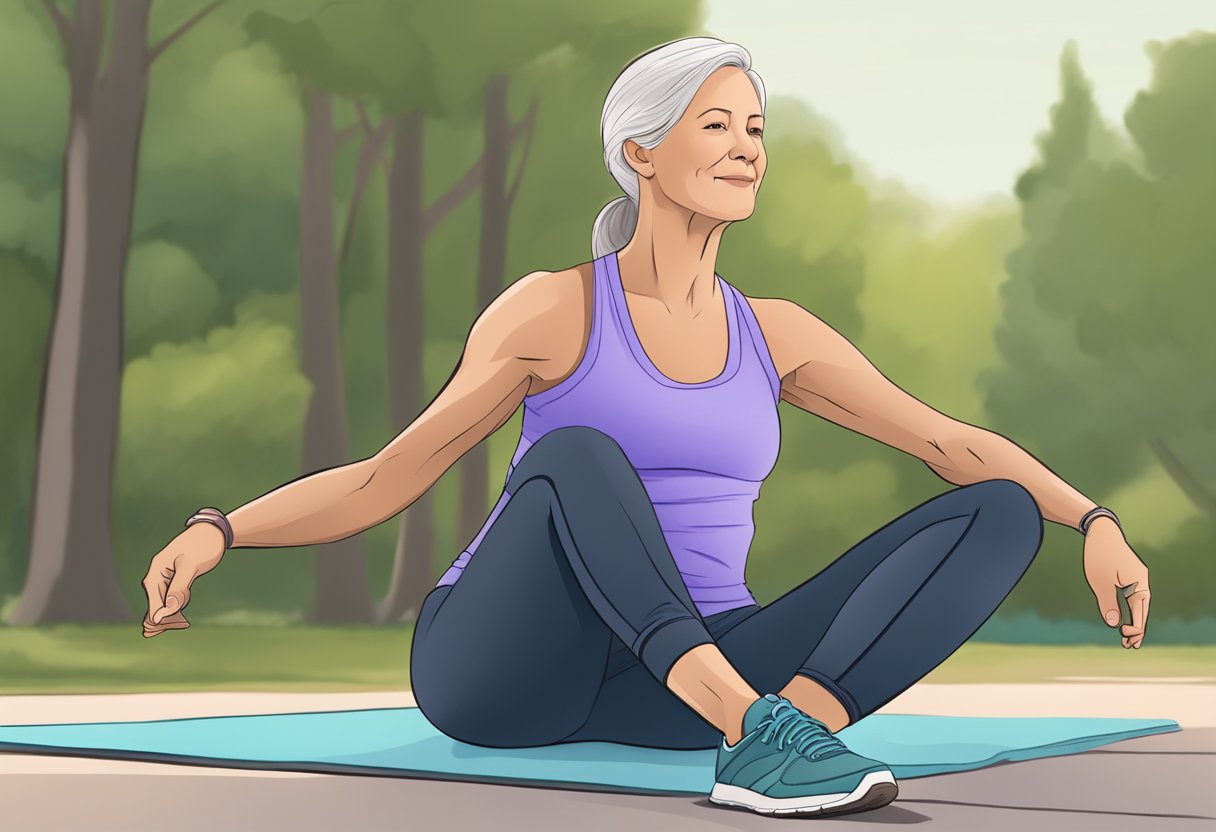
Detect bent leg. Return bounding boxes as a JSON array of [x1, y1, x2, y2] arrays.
[[410, 426, 716, 748], [718, 478, 1044, 724], [411, 478, 612, 748]]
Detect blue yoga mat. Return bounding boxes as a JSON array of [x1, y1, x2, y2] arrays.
[[0, 707, 1179, 795]]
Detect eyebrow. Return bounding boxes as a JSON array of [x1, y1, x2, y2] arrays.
[[697, 107, 763, 119]]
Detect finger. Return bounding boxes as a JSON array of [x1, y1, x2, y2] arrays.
[[1134, 588, 1150, 635], [1125, 587, 1149, 638], [1130, 588, 1148, 650], [144, 613, 189, 635], [142, 572, 167, 624], [145, 620, 190, 634]]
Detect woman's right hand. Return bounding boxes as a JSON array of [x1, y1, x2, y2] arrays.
[[141, 522, 227, 638]]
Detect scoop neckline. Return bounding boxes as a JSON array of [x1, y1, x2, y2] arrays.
[[607, 249, 741, 389]]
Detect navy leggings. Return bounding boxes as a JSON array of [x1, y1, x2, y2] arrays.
[[410, 425, 1043, 750]]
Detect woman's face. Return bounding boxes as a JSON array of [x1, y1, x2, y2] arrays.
[[626, 65, 766, 222]]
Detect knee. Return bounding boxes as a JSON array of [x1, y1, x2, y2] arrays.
[[530, 425, 626, 462], [416, 690, 513, 748], [970, 478, 1044, 561], [508, 426, 632, 492], [415, 677, 583, 749]]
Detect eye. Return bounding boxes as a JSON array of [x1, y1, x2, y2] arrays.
[[703, 122, 763, 138]]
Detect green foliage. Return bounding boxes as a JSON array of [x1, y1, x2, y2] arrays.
[[1126, 33, 1216, 183], [113, 294, 316, 615], [0, 1, 67, 163], [986, 34, 1215, 518], [123, 240, 221, 357]]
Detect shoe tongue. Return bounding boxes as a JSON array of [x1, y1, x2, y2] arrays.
[[742, 693, 783, 735]]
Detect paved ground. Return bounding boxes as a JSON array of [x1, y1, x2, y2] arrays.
[[0, 683, 1213, 831]]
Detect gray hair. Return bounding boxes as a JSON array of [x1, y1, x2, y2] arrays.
[[592, 37, 766, 260]]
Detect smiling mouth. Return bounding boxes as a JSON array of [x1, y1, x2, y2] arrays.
[[716, 176, 754, 186]]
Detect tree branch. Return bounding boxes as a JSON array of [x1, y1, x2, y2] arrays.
[[1147, 437, 1216, 519], [504, 95, 539, 210], [41, 0, 72, 47], [423, 150, 485, 237], [338, 117, 393, 269], [146, 0, 226, 67]]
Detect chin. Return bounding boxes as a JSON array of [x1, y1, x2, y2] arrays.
[[717, 204, 756, 222]]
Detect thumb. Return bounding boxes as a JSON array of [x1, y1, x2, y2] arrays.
[[152, 594, 176, 624], [1095, 589, 1121, 628], [1087, 565, 1121, 628], [153, 580, 189, 624]]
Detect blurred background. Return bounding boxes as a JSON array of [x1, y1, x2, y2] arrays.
[[0, 0, 1211, 693]]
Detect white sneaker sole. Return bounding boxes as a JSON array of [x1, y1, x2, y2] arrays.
[[709, 769, 899, 816]]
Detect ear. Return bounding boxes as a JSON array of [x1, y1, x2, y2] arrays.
[[623, 138, 655, 179]]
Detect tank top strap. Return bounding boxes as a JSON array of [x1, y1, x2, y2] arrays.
[[522, 252, 608, 411], [724, 281, 781, 405]]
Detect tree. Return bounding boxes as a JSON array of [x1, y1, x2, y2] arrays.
[[11, 0, 225, 625], [980, 36, 1215, 619], [984, 37, 1215, 517]]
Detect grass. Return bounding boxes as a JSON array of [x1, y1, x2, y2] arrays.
[[0, 624, 416, 695], [0, 626, 1212, 694]]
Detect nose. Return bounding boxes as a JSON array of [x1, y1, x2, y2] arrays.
[[730, 130, 759, 165]]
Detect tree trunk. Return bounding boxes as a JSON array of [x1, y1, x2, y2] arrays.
[[298, 88, 375, 625], [377, 110, 435, 624], [456, 74, 513, 553], [10, 1, 153, 624]]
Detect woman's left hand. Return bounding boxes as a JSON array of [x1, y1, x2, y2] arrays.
[[1082, 518, 1151, 649]]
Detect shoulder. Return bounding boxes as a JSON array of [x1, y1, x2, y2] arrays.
[[736, 292, 816, 383], [474, 260, 595, 387]]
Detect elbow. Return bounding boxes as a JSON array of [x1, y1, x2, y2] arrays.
[[925, 429, 990, 485]]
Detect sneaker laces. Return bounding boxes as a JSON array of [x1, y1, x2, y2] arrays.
[[757, 699, 849, 760]]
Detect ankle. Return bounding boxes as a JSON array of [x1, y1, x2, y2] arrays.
[[779, 674, 851, 733], [724, 722, 744, 747], [719, 700, 749, 749]]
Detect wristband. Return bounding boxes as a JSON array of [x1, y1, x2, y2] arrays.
[[186, 507, 234, 550], [1078, 506, 1121, 536]]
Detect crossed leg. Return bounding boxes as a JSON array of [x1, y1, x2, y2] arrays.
[[564, 478, 1044, 749]]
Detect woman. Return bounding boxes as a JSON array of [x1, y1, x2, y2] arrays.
[[142, 37, 1151, 818]]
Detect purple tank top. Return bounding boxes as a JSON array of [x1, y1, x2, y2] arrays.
[[435, 249, 782, 617]]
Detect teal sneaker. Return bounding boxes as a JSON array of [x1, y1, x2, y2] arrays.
[[711, 693, 897, 816]]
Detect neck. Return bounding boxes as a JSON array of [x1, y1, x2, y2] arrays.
[[615, 184, 729, 318]]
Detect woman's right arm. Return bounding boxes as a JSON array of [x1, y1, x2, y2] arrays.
[[228, 268, 566, 548], [143, 267, 580, 635]]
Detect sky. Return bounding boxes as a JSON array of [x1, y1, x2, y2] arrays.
[[704, 0, 1214, 206]]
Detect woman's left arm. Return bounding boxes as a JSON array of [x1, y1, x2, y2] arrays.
[[750, 296, 1151, 649]]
